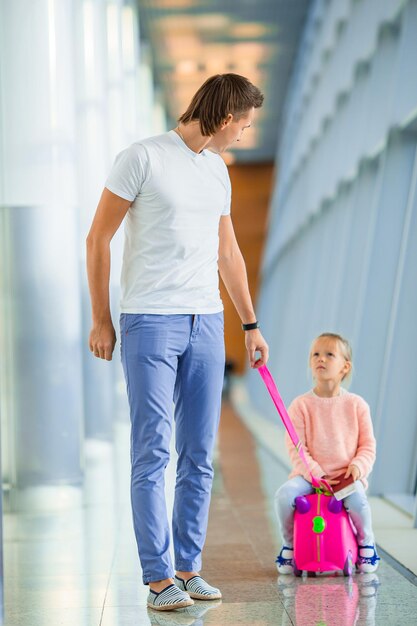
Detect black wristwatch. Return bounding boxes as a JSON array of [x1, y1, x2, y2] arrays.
[[241, 321, 260, 331]]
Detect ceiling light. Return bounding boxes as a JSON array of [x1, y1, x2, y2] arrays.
[[176, 60, 199, 74], [205, 58, 228, 74], [151, 0, 199, 8], [231, 23, 271, 39]]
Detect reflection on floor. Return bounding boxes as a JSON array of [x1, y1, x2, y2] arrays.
[[3, 400, 417, 625]]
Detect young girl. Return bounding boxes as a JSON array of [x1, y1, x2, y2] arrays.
[[275, 332, 380, 574]]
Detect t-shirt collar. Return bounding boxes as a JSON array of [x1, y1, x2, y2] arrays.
[[169, 129, 206, 158]]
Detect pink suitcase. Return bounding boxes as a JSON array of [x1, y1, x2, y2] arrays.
[[293, 491, 358, 575], [258, 365, 358, 576]]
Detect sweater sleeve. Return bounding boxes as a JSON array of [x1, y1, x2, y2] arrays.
[[350, 399, 376, 479], [286, 399, 326, 481]]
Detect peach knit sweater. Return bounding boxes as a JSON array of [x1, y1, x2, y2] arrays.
[[286, 389, 376, 489]]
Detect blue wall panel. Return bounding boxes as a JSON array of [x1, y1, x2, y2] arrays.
[[249, 0, 417, 497]]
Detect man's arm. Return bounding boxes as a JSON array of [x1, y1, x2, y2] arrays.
[[86, 188, 132, 360], [218, 215, 269, 368]]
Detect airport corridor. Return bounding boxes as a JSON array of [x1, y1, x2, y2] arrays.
[[3, 399, 417, 626]]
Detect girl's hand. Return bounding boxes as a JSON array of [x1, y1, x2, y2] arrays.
[[319, 476, 340, 490], [345, 464, 361, 481]]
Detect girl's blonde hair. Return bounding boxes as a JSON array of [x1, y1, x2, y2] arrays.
[[309, 332, 353, 386]]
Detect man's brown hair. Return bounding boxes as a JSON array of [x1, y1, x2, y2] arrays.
[[178, 73, 264, 136]]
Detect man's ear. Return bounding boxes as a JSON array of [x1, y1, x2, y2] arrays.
[[220, 113, 233, 129]]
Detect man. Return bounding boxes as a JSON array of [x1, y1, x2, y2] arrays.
[[86, 73, 269, 611]]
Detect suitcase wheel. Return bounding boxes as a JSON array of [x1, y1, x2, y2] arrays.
[[293, 560, 302, 577]]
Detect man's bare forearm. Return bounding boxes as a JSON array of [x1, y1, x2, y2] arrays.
[[218, 251, 257, 324], [86, 236, 113, 325]]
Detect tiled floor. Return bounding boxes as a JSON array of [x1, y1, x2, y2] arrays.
[[3, 400, 417, 625]]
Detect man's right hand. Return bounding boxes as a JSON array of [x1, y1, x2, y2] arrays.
[[86, 188, 131, 362], [89, 320, 117, 361]]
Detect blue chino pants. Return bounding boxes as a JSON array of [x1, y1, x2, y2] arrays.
[[120, 312, 225, 584]]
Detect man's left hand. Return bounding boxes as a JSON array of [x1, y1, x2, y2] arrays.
[[245, 329, 269, 369]]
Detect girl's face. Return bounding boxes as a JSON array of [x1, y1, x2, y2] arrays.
[[310, 338, 351, 385]]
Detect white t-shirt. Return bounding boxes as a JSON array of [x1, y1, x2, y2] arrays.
[[105, 130, 231, 314]]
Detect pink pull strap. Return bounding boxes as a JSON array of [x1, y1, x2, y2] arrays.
[[258, 364, 329, 491]]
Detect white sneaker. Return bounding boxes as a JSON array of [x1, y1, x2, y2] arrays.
[[276, 546, 294, 575], [357, 545, 380, 573]]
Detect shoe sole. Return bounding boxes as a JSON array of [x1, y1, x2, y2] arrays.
[[147, 599, 194, 611], [187, 591, 222, 600]]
